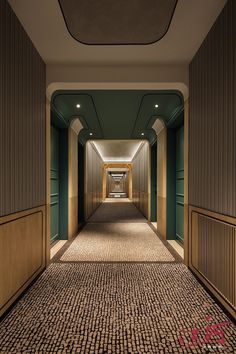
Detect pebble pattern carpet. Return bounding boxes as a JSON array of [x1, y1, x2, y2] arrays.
[[0, 263, 235, 353], [0, 201, 235, 353], [60, 223, 175, 262], [88, 200, 146, 223]]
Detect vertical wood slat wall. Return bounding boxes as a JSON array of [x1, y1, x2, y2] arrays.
[[0, 0, 46, 217], [68, 128, 78, 239], [132, 142, 150, 219], [189, 0, 236, 316], [191, 212, 236, 309], [85, 142, 103, 219], [0, 0, 46, 316], [189, 0, 236, 216]]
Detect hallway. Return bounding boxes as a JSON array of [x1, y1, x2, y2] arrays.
[[0, 200, 235, 353], [1, 0, 236, 351]]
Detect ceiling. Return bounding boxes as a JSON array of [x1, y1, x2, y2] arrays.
[[8, 0, 226, 65], [92, 140, 143, 162], [58, 0, 177, 45], [106, 168, 129, 172], [51, 90, 184, 144]]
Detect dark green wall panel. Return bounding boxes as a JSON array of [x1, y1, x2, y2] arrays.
[[175, 126, 184, 243], [50, 126, 60, 242], [166, 129, 176, 239], [166, 126, 184, 242]]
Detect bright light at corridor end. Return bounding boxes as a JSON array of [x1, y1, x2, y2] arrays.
[[141, 133, 144, 136], [155, 104, 159, 108], [76, 104, 81, 108], [91, 140, 145, 163]]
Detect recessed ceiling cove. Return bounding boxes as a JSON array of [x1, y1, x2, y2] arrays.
[[58, 0, 178, 45], [92, 140, 143, 162]]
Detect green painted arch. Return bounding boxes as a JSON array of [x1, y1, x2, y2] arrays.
[[51, 90, 184, 145]]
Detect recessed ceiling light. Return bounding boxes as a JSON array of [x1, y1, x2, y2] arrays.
[[76, 104, 81, 108], [141, 133, 144, 136], [155, 104, 159, 108], [89, 132, 93, 136]]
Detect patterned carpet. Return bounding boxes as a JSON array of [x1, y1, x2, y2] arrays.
[[88, 200, 146, 223], [0, 201, 235, 353], [0, 264, 235, 353], [60, 223, 175, 262]]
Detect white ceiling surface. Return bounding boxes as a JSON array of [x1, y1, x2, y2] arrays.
[[8, 0, 226, 66], [92, 140, 143, 162]]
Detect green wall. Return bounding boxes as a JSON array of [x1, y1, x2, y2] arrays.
[[166, 124, 184, 243], [175, 126, 184, 244], [50, 125, 60, 243], [166, 129, 176, 239], [50, 118, 69, 241]]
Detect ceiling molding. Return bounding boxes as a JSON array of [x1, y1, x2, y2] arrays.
[[47, 82, 189, 101]]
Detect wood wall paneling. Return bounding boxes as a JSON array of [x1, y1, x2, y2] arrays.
[[184, 100, 189, 266], [189, 0, 236, 316], [85, 142, 103, 219], [45, 99, 51, 265], [0, 207, 46, 316], [189, 0, 236, 217], [68, 128, 78, 239], [0, 0, 46, 316], [132, 142, 150, 219], [0, 0, 46, 217], [157, 128, 167, 238], [189, 207, 236, 317]]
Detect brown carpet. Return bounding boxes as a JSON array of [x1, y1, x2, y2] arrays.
[[0, 264, 235, 353], [60, 223, 175, 262], [0, 200, 235, 353], [88, 200, 146, 223]]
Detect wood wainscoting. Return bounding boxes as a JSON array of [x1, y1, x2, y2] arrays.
[[0, 206, 46, 317], [189, 206, 236, 318]]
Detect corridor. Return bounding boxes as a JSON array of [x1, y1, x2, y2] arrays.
[[1, 0, 236, 352], [0, 200, 234, 353]]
